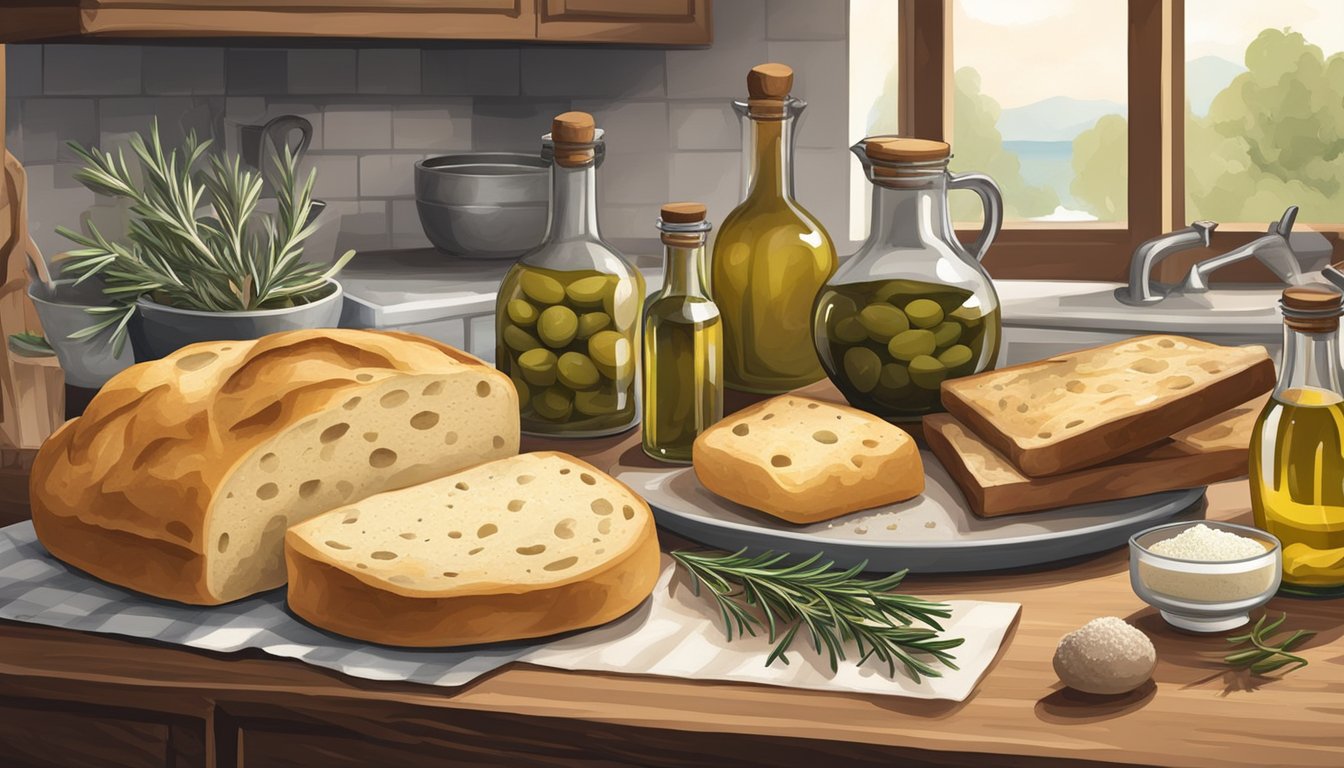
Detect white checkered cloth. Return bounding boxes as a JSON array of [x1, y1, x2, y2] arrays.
[[0, 522, 1021, 699]]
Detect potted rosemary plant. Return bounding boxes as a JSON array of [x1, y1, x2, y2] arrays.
[[56, 121, 354, 361]]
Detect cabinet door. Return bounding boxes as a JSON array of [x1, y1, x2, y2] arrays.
[[538, 0, 711, 44]]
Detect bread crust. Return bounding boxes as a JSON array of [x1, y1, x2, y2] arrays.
[[692, 396, 924, 525], [30, 329, 516, 605]]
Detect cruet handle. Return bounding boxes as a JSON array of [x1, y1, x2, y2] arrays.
[[947, 172, 1003, 262]]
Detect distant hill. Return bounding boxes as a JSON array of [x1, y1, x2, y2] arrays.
[[997, 96, 1127, 142], [1188, 55, 1246, 116]]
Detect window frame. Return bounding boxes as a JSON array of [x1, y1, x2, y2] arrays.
[[896, 0, 1342, 282]]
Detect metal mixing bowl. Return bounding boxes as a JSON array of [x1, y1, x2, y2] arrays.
[[414, 153, 550, 260]]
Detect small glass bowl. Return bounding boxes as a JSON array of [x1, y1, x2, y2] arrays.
[[1129, 521, 1282, 633]]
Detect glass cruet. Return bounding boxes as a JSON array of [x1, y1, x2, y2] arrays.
[[495, 111, 645, 438], [812, 136, 1004, 420]]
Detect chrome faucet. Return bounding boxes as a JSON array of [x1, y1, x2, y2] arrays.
[[1180, 206, 1306, 292], [1115, 220, 1218, 305]]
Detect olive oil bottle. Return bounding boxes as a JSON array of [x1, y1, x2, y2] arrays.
[[711, 63, 837, 394], [642, 203, 723, 463], [495, 112, 645, 437], [1251, 284, 1344, 595]]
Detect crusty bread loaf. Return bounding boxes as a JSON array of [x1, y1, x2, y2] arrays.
[[925, 395, 1266, 517], [31, 329, 519, 605], [692, 395, 923, 524], [284, 451, 660, 647], [940, 335, 1274, 477]]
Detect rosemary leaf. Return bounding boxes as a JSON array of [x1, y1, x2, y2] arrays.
[[1224, 612, 1315, 676]]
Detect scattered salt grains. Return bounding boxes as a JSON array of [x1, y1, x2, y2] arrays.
[[1147, 523, 1264, 561]]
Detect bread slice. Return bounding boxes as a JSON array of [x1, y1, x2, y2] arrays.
[[940, 335, 1274, 477], [692, 395, 923, 525], [31, 329, 520, 605], [284, 452, 660, 647], [925, 395, 1266, 517]]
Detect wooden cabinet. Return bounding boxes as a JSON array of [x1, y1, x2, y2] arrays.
[[0, 0, 711, 44]]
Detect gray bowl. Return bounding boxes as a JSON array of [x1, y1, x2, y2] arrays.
[[415, 153, 550, 259], [27, 280, 135, 389]]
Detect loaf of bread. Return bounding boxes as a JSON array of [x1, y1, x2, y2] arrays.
[[30, 329, 520, 605], [692, 395, 923, 524], [925, 395, 1266, 517], [285, 451, 660, 647], [940, 335, 1274, 477]]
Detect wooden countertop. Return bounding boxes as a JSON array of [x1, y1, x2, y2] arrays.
[[2, 388, 1342, 767]]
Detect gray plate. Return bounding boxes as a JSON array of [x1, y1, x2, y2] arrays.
[[614, 452, 1205, 574]]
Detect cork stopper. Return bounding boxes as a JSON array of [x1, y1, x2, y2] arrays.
[[746, 63, 793, 119], [551, 111, 597, 167], [658, 201, 711, 246], [865, 137, 951, 163], [660, 202, 707, 224], [1281, 283, 1342, 332]]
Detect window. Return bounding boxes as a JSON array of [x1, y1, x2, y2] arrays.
[[848, 0, 1342, 281]]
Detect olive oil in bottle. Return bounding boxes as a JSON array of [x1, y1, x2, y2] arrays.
[[642, 203, 723, 463], [711, 63, 837, 394], [1250, 284, 1344, 595]]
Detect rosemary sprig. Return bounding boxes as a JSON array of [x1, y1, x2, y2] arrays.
[[1224, 613, 1315, 675], [671, 549, 963, 682]]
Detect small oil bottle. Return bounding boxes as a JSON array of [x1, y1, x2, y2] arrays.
[[642, 202, 723, 463], [1251, 283, 1344, 595]]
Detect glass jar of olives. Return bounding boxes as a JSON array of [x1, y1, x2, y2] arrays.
[[495, 112, 646, 437], [812, 137, 1004, 421]]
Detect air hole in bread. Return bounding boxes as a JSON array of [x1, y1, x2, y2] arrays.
[[517, 544, 546, 556], [442, 571, 458, 578], [1097, 383, 1118, 393], [321, 423, 350, 443], [623, 505, 635, 520], [468, 547, 484, 555], [1158, 338, 1176, 348], [389, 575, 412, 585], [1065, 380, 1087, 394], [363, 432, 379, 442], [356, 563, 368, 569], [517, 474, 535, 485], [445, 431, 459, 445], [176, 351, 218, 371], [771, 454, 792, 468], [1065, 419, 1084, 429], [477, 523, 497, 538], [598, 518, 612, 535], [851, 456, 864, 468], [862, 439, 879, 448], [545, 556, 579, 572], [807, 402, 819, 409], [166, 520, 192, 542], [1016, 403, 1030, 413], [342, 512, 360, 524], [554, 519, 576, 539], [580, 473, 597, 486], [256, 482, 279, 500], [812, 430, 838, 445], [381, 389, 409, 408], [299, 479, 322, 499], [455, 481, 469, 491], [369, 448, 397, 468], [356, 373, 374, 382], [1130, 358, 1168, 374], [732, 424, 750, 436], [508, 499, 526, 512], [370, 550, 398, 560], [1163, 374, 1195, 390], [399, 532, 416, 540], [762, 413, 775, 421], [591, 499, 613, 516], [217, 533, 229, 553], [343, 397, 361, 411], [1038, 431, 1053, 439], [325, 541, 351, 550], [337, 481, 355, 500], [476, 381, 492, 397], [409, 411, 440, 430], [560, 468, 571, 475], [259, 452, 279, 471]]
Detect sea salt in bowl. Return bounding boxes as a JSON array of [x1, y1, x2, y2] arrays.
[[1130, 521, 1281, 633]]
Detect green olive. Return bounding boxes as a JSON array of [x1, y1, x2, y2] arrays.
[[577, 311, 611, 339], [878, 363, 911, 391], [566, 275, 612, 307], [887, 329, 936, 361], [520, 271, 565, 305], [938, 344, 974, 372], [531, 386, 574, 421], [557, 351, 600, 390], [589, 330, 634, 381], [904, 299, 944, 329], [517, 348, 558, 386], [537, 305, 579, 348], [874, 281, 919, 306], [908, 354, 947, 390], [510, 372, 531, 404], [575, 388, 621, 416], [503, 325, 541, 353], [506, 299, 539, 327], [932, 321, 962, 348], [950, 306, 984, 328], [858, 303, 910, 342], [832, 316, 868, 344], [843, 347, 882, 393]]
